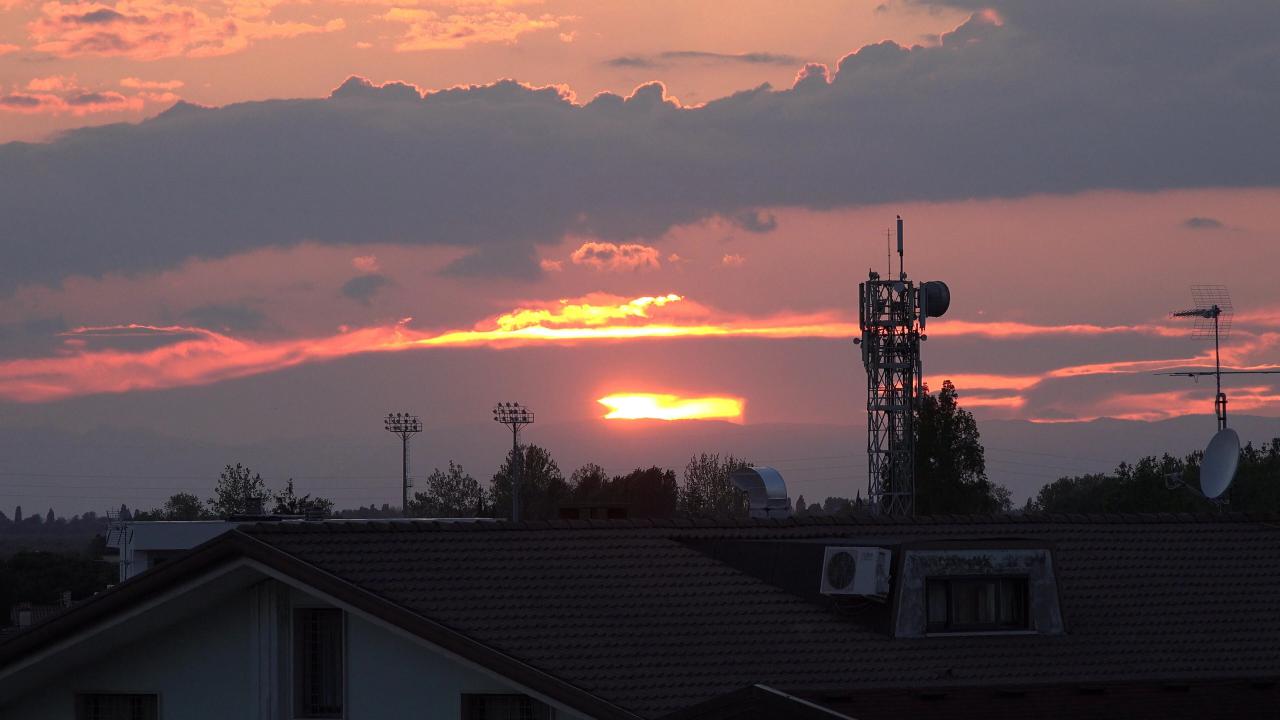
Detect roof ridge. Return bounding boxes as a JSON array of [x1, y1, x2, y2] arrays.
[[238, 510, 1280, 535]]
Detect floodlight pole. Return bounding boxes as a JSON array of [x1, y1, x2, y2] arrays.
[[493, 403, 535, 522], [384, 412, 423, 517]]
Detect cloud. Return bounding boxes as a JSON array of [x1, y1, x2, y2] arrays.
[[1182, 216, 1224, 230], [605, 56, 654, 68], [380, 4, 564, 51], [720, 253, 745, 267], [539, 258, 563, 272], [120, 77, 184, 90], [0, 43, 19, 55], [569, 242, 661, 272], [3, 292, 1278, 406], [607, 50, 801, 68], [350, 254, 380, 272], [732, 209, 777, 233], [180, 303, 266, 332], [3, 1, 1278, 288], [27, 0, 346, 60], [0, 75, 151, 115], [0, 293, 848, 401], [340, 273, 391, 304]]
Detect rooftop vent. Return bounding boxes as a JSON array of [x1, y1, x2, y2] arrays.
[[820, 546, 892, 598], [730, 466, 791, 519]]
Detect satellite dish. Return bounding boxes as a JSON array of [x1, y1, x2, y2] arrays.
[[1200, 427, 1240, 499]]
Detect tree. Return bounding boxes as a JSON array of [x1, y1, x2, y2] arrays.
[[160, 492, 213, 521], [822, 496, 856, 515], [566, 465, 678, 518], [914, 380, 1012, 514], [409, 462, 485, 518], [209, 463, 271, 517], [679, 453, 751, 517], [568, 463, 610, 501], [270, 480, 335, 517], [614, 467, 679, 518], [793, 494, 807, 516], [1027, 438, 1280, 513], [489, 445, 570, 520], [13, 506, 21, 524]]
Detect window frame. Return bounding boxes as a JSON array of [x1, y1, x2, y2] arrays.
[[460, 693, 555, 720], [291, 606, 346, 719], [924, 575, 1031, 634], [74, 692, 160, 720]]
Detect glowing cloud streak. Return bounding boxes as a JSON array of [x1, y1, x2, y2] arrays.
[[0, 294, 855, 402], [2, 293, 1277, 410], [598, 393, 744, 422]]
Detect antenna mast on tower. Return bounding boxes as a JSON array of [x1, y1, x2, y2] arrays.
[[853, 217, 949, 516]]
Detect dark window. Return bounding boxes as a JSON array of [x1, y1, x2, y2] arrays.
[[293, 608, 344, 718], [925, 577, 1029, 633], [75, 694, 158, 720], [462, 694, 553, 720]]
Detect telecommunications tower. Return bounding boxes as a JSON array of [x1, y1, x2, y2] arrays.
[[854, 217, 950, 516]]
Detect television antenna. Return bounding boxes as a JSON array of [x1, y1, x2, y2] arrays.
[[1158, 286, 1278, 504], [1159, 285, 1280, 431]]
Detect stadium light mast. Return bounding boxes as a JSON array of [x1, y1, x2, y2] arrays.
[[493, 402, 535, 521], [384, 412, 422, 517]]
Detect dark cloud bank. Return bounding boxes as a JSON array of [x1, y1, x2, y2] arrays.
[[1, 0, 1276, 288]]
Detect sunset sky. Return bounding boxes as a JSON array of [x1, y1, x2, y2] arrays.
[[2, 0, 1278, 514]]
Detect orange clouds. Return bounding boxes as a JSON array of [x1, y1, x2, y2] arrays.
[[0, 293, 852, 402], [120, 77, 185, 90], [380, 2, 564, 51], [569, 242, 662, 272], [0, 75, 147, 115], [2, 287, 1278, 421], [27, 0, 345, 60]]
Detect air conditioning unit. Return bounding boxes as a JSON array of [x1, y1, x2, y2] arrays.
[[819, 546, 891, 597]]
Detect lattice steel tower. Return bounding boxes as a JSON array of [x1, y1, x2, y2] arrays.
[[854, 217, 949, 516]]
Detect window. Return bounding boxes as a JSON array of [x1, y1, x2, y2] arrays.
[[925, 577, 1029, 633], [293, 608, 344, 718], [462, 694, 553, 720], [75, 693, 158, 720]]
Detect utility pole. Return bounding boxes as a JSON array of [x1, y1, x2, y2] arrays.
[[492, 402, 534, 521], [384, 412, 422, 517]]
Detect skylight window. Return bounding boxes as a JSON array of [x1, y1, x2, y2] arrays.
[[925, 577, 1029, 633]]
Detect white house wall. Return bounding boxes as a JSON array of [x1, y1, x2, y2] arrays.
[[1, 586, 256, 719], [3, 578, 593, 720]]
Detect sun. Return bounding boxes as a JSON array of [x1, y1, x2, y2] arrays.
[[597, 393, 744, 422]]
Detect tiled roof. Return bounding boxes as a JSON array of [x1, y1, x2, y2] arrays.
[[240, 514, 1280, 719]]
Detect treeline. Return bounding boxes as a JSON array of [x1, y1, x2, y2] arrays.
[[1027, 438, 1280, 513], [403, 450, 750, 520]]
